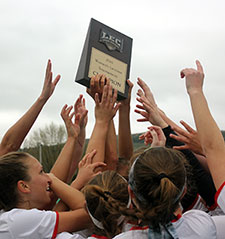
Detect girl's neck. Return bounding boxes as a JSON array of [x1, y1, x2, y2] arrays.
[[174, 205, 183, 217]]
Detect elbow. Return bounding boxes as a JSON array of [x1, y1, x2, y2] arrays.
[[0, 141, 18, 156]]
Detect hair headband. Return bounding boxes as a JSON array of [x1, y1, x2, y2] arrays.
[[129, 152, 186, 204], [86, 173, 131, 230]]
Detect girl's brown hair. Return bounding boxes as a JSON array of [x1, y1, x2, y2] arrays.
[[0, 152, 31, 211], [82, 170, 129, 238], [127, 147, 186, 228]]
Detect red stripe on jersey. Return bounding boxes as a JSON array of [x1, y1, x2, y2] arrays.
[[91, 234, 109, 239], [52, 211, 59, 239], [171, 214, 182, 223], [214, 181, 225, 206], [130, 225, 149, 231], [183, 194, 200, 212]]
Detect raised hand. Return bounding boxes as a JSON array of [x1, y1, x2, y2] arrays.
[[86, 74, 110, 101], [0, 59, 61, 156], [61, 104, 81, 139], [139, 130, 153, 145], [181, 60, 204, 95], [74, 150, 106, 189], [170, 120, 204, 155], [137, 77, 157, 107], [149, 126, 166, 147], [95, 84, 121, 123], [139, 126, 166, 147], [40, 59, 61, 101], [118, 79, 134, 162], [135, 78, 167, 128], [74, 94, 88, 129]]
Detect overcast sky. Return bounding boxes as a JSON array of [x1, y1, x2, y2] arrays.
[[1, 0, 225, 144]]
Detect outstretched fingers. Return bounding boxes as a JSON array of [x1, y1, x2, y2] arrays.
[[52, 74, 61, 86], [149, 126, 166, 147], [61, 105, 73, 122], [169, 133, 188, 144], [180, 120, 196, 134]]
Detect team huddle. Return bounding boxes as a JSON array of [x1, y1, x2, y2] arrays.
[[0, 59, 225, 238]]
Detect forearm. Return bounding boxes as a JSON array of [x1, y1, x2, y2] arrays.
[[158, 108, 180, 129], [105, 120, 118, 170], [50, 137, 77, 182], [51, 176, 85, 210], [193, 153, 209, 173], [163, 125, 216, 207], [67, 129, 86, 182], [53, 172, 86, 212], [189, 91, 225, 189], [0, 97, 47, 155], [189, 91, 225, 153], [86, 121, 109, 163], [119, 107, 133, 160], [58, 209, 91, 233], [70, 177, 85, 191]]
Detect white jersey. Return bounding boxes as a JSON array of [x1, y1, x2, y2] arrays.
[[215, 181, 225, 213], [67, 223, 134, 239], [0, 208, 74, 239], [190, 193, 224, 216], [113, 210, 217, 239], [211, 215, 225, 239], [57, 232, 85, 239]]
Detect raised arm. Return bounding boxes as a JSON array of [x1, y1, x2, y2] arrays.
[[0, 60, 60, 156], [169, 120, 204, 156], [135, 77, 217, 209], [54, 150, 106, 212], [104, 119, 118, 170], [50, 102, 87, 183], [118, 80, 134, 161], [86, 74, 120, 169], [135, 78, 205, 157], [135, 77, 168, 128], [182, 60, 225, 190], [66, 95, 88, 182], [86, 84, 120, 164]]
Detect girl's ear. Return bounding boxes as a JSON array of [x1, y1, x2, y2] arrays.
[[17, 180, 31, 193]]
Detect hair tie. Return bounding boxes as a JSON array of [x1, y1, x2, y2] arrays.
[[104, 191, 112, 196], [102, 191, 111, 201], [157, 173, 169, 182]]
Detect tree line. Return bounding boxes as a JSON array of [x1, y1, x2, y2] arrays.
[[21, 122, 225, 173]]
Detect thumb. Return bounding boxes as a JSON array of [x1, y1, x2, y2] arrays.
[[196, 60, 204, 73]]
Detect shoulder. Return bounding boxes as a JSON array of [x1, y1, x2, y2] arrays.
[[183, 209, 215, 222], [56, 232, 85, 239], [113, 226, 148, 239], [0, 208, 58, 239], [175, 210, 217, 239], [2, 208, 56, 223]]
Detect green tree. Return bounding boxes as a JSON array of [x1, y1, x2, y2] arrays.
[[22, 122, 66, 172]]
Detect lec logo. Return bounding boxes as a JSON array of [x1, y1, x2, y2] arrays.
[[99, 29, 123, 53]]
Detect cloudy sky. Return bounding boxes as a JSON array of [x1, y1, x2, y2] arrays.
[[1, 0, 225, 144]]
